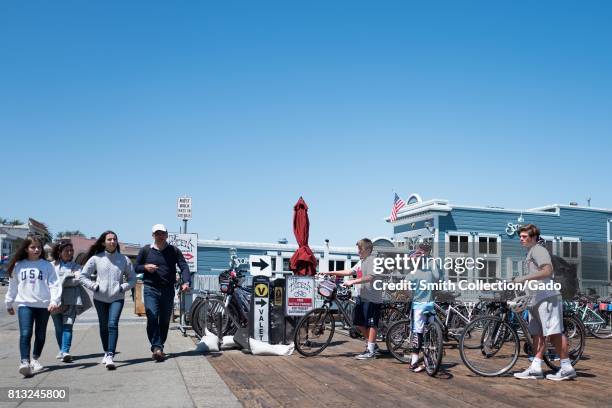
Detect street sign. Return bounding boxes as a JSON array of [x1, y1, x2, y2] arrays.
[[250, 276, 270, 342], [249, 255, 272, 277], [177, 197, 192, 219], [286, 276, 315, 316], [168, 233, 198, 274]]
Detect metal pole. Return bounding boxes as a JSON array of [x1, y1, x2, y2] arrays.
[[183, 219, 188, 233]]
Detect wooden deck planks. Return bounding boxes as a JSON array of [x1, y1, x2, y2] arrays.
[[205, 337, 612, 408]]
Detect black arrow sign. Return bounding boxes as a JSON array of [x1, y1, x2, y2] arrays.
[[252, 258, 269, 270], [255, 298, 267, 307]]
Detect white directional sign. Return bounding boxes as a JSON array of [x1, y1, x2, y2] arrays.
[[249, 255, 272, 277], [177, 197, 192, 219]]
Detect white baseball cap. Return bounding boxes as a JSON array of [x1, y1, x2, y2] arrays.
[[152, 224, 167, 233]]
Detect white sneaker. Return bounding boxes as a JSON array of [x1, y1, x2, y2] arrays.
[[546, 367, 577, 381], [513, 367, 544, 380], [101, 353, 109, 365], [61, 353, 72, 363], [105, 354, 116, 370], [30, 359, 44, 373], [56, 352, 63, 360], [19, 360, 32, 377]]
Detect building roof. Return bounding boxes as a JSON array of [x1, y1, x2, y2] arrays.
[[198, 239, 358, 254], [388, 195, 612, 223]]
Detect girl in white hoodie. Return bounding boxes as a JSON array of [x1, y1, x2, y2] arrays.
[[5, 235, 61, 378]]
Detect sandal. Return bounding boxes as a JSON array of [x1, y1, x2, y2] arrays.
[[413, 364, 426, 373]]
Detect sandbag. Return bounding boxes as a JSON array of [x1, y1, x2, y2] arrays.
[[248, 338, 295, 356], [196, 329, 220, 352], [221, 336, 241, 350]]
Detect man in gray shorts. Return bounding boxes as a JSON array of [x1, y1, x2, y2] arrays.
[[513, 224, 576, 381]]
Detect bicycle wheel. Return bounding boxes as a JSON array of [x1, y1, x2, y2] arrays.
[[423, 320, 444, 377], [385, 319, 413, 363], [194, 299, 231, 337], [590, 310, 612, 339], [377, 305, 403, 345], [294, 308, 335, 357], [460, 316, 519, 377], [543, 315, 585, 370]]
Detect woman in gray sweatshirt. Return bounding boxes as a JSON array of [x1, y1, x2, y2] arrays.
[[80, 231, 136, 370], [51, 239, 92, 363]]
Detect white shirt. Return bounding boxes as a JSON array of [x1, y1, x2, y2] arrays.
[[5, 259, 61, 309]]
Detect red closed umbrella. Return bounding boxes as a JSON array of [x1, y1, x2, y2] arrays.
[[290, 197, 317, 276]]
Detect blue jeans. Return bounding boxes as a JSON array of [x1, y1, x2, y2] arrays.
[[18, 306, 50, 361], [143, 284, 175, 352], [51, 313, 73, 353], [93, 299, 124, 354]]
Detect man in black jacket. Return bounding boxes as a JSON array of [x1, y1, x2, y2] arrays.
[[135, 224, 191, 361]]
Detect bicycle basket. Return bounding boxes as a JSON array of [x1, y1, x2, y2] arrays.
[[317, 280, 337, 299], [336, 285, 351, 301]]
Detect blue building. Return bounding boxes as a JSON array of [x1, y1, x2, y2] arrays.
[[390, 194, 612, 297], [193, 238, 375, 291]]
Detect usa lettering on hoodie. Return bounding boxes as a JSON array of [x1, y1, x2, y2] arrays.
[[5, 259, 62, 309]]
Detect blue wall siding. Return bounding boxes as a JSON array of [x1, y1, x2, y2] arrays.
[[437, 207, 612, 281], [197, 247, 269, 275], [394, 219, 432, 235]]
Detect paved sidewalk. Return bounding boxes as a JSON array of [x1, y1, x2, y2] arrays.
[[0, 290, 241, 408]]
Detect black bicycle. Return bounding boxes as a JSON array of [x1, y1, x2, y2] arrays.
[[293, 276, 406, 356], [459, 294, 585, 377]]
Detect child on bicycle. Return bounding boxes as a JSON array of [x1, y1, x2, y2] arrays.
[[405, 242, 438, 372]]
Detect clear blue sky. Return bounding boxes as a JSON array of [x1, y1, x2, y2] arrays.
[[1, 1, 611, 246]]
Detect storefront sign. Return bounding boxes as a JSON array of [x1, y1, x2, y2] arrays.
[[168, 233, 198, 273], [505, 223, 521, 237], [286, 276, 315, 316]]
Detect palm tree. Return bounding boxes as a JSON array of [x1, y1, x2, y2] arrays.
[[56, 230, 86, 239]]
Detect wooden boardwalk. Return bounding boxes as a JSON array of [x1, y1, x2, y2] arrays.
[[205, 335, 612, 408]]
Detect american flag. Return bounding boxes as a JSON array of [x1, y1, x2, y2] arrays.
[[390, 193, 406, 222]]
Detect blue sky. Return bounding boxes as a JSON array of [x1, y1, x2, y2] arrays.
[[1, 1, 611, 246]]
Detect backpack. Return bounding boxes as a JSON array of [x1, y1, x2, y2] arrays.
[[550, 254, 579, 300], [537, 243, 579, 300]]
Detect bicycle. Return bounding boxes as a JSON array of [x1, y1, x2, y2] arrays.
[[189, 290, 229, 337], [385, 304, 445, 377], [293, 276, 405, 356], [570, 294, 612, 339], [459, 293, 585, 377], [433, 292, 483, 342]]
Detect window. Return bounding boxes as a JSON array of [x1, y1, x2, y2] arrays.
[[563, 241, 579, 259], [478, 237, 498, 255], [447, 260, 468, 284], [609, 242, 612, 282], [448, 234, 469, 254], [282, 258, 291, 271], [351, 260, 359, 268], [477, 260, 498, 283], [507, 259, 524, 278], [270, 256, 277, 271], [328, 260, 346, 271]]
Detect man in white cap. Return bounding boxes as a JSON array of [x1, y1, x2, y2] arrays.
[[135, 224, 191, 361]]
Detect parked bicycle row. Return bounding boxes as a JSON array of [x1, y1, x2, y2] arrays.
[[189, 224, 610, 382]]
